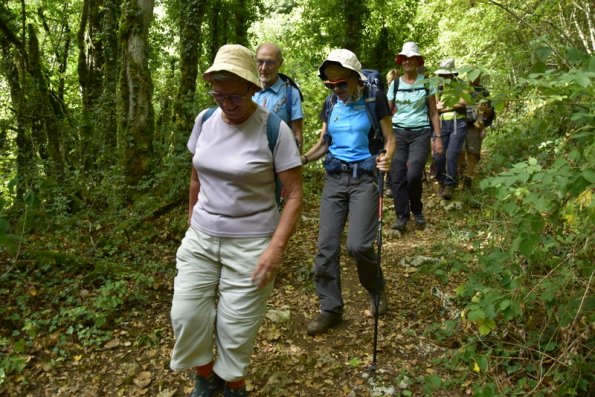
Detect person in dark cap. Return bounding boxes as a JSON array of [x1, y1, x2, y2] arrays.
[[434, 58, 468, 200]]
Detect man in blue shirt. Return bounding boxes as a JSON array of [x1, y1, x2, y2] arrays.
[[253, 43, 304, 153]]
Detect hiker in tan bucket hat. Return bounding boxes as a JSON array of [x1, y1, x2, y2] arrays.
[[170, 44, 303, 397]]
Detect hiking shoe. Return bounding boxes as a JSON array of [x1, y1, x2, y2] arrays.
[[442, 186, 454, 200], [413, 213, 427, 230], [391, 217, 408, 231], [223, 386, 248, 397], [307, 312, 343, 336], [370, 290, 388, 316], [437, 184, 445, 197], [463, 176, 473, 190], [191, 373, 224, 397]]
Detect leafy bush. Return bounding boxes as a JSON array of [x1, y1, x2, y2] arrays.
[[429, 50, 594, 395]]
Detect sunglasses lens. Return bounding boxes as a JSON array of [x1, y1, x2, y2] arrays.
[[324, 80, 348, 90]]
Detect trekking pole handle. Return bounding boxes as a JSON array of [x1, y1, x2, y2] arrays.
[[377, 149, 387, 203]]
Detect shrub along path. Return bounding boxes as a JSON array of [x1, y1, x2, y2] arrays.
[[1, 176, 481, 396]]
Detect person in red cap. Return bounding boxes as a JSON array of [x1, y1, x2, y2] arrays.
[[387, 42, 442, 232]]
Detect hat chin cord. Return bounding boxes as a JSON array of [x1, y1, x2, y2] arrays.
[[342, 85, 364, 104]]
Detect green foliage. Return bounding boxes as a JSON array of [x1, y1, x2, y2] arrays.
[[426, 49, 594, 395]]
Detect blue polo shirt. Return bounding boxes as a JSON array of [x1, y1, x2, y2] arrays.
[[326, 97, 371, 162], [253, 77, 304, 124]]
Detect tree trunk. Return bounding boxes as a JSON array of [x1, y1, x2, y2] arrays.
[[0, 42, 32, 202], [100, 0, 121, 160], [77, 0, 105, 171], [173, 0, 207, 152], [118, 0, 155, 189], [342, 0, 366, 55], [26, 24, 65, 175]]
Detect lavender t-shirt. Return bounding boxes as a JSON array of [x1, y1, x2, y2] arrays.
[[187, 106, 300, 237]]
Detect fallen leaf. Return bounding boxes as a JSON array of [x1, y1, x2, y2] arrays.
[[104, 338, 120, 349], [134, 371, 152, 388]]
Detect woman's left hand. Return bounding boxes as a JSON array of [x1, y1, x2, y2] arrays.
[[376, 152, 391, 172], [251, 246, 283, 288]]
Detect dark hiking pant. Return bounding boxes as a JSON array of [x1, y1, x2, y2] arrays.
[[435, 118, 467, 187], [389, 126, 432, 219], [313, 172, 385, 315]]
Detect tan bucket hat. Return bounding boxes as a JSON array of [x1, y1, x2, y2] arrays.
[[318, 49, 367, 81], [203, 44, 262, 88], [435, 58, 459, 75], [395, 42, 425, 66]]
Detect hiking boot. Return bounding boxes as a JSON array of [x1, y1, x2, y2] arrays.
[[391, 217, 408, 231], [462, 176, 473, 190], [413, 213, 426, 230], [370, 290, 388, 316], [442, 186, 454, 200], [307, 312, 343, 336], [223, 386, 248, 397], [437, 184, 445, 197], [191, 373, 224, 397]]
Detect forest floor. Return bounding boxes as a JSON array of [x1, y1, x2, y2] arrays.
[[2, 174, 482, 397]]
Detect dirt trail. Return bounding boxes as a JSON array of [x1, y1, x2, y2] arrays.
[[8, 183, 467, 397]]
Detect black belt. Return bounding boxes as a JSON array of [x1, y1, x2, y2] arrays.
[[393, 124, 430, 131]]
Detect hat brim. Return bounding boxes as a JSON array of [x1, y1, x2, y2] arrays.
[[318, 60, 367, 81], [395, 54, 425, 66], [435, 69, 459, 76], [203, 63, 262, 89]]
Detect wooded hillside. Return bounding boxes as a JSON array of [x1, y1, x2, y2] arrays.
[[0, 0, 593, 395]]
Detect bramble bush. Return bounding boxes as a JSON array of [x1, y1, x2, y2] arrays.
[[429, 50, 594, 396]]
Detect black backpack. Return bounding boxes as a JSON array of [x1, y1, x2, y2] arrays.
[[278, 73, 304, 123], [324, 69, 384, 155], [466, 85, 495, 127]]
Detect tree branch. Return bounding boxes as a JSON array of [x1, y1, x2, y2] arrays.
[[487, 0, 572, 68]]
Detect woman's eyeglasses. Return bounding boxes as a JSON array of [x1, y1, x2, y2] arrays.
[[209, 85, 251, 105], [324, 79, 350, 91]]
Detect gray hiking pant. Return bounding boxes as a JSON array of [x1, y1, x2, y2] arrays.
[[313, 172, 385, 315]]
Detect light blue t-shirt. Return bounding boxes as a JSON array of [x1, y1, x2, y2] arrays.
[[253, 77, 304, 124], [327, 97, 372, 162], [387, 75, 436, 128]]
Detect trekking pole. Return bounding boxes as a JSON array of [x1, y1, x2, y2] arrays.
[[369, 151, 386, 372]]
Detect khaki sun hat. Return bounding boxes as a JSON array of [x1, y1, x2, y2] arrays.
[[203, 44, 262, 89], [394, 42, 425, 66], [435, 58, 459, 76], [318, 49, 367, 81]]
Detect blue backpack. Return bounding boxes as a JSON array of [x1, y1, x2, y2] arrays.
[[201, 108, 283, 207], [323, 69, 385, 155], [278, 73, 304, 123]]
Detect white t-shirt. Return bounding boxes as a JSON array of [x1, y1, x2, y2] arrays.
[[187, 106, 301, 237]]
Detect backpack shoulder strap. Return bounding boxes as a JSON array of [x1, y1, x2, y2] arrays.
[[265, 111, 283, 207], [285, 80, 293, 122], [363, 85, 381, 138], [393, 77, 399, 99], [323, 94, 338, 147], [266, 111, 282, 154], [202, 107, 217, 124]]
